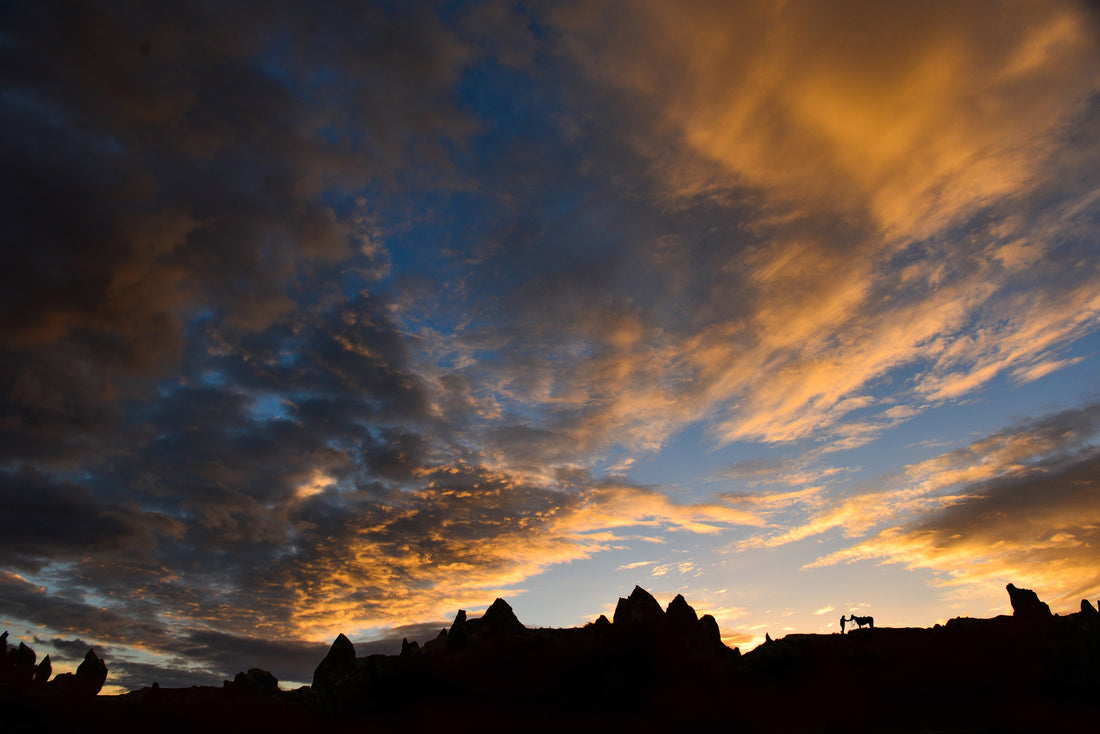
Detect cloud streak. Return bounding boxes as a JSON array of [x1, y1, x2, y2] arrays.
[[801, 405, 1100, 606]]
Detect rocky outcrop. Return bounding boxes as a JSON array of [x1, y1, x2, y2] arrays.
[[699, 614, 724, 649], [50, 649, 108, 697], [475, 598, 526, 635], [1006, 583, 1052, 621], [0, 636, 39, 689], [613, 585, 664, 628], [665, 594, 700, 628], [12, 642, 36, 681], [448, 609, 469, 649], [423, 627, 448, 654], [1081, 598, 1099, 617], [10, 583, 1100, 733], [2, 636, 109, 696], [33, 655, 51, 685], [312, 634, 356, 692], [232, 668, 279, 695]]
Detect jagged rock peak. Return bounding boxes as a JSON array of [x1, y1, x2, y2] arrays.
[[1006, 583, 1052, 620], [449, 609, 469, 648], [45, 648, 107, 697], [666, 594, 699, 624], [613, 585, 664, 626], [14, 641, 36, 671], [1081, 598, 1099, 617], [312, 633, 356, 691], [233, 668, 278, 695], [77, 649, 108, 695], [33, 655, 51, 685], [479, 598, 525, 633], [699, 614, 723, 648], [451, 609, 468, 630]]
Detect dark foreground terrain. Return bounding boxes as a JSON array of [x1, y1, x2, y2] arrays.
[[4, 583, 1099, 733]]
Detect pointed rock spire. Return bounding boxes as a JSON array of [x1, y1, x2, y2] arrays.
[[33, 654, 51, 685], [74, 649, 108, 696], [313, 633, 356, 691], [449, 609, 469, 649], [1006, 583, 1052, 621], [613, 585, 664, 627], [666, 594, 699, 625], [478, 598, 525, 634], [12, 642, 36, 681]]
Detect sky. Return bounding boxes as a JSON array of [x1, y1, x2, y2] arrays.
[[2, 0, 1100, 693]]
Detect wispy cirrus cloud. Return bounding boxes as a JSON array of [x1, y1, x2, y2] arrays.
[[796, 405, 1100, 606], [489, 0, 1100, 455]]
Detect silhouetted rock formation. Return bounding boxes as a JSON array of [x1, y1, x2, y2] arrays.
[[613, 585, 664, 628], [12, 642, 36, 682], [1007, 582, 1053, 620], [1082, 598, 1099, 618], [423, 626, 448, 654], [665, 593, 698, 628], [311, 633, 355, 692], [1, 636, 109, 702], [32, 656, 50, 686], [231, 668, 279, 695], [700, 614, 725, 650], [473, 597, 526, 635], [447, 608, 469, 649], [5, 583, 1100, 733], [47, 648, 108, 698]]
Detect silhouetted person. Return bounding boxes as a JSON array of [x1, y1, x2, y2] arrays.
[[839, 615, 847, 634]]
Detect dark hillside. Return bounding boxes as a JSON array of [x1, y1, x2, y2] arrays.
[[4, 584, 1098, 733]]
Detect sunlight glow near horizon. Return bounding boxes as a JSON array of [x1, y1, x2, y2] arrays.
[[2, 0, 1099, 690]]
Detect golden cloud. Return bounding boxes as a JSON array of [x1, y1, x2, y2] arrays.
[[280, 472, 762, 639], [524, 0, 1100, 452], [803, 412, 1100, 608]]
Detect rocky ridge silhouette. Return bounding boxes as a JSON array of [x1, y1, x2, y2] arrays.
[[3, 583, 1099, 732]]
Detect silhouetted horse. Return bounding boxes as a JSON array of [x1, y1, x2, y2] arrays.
[[849, 614, 874, 630]]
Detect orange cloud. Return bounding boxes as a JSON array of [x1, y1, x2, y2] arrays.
[[738, 404, 1100, 554], [803, 410, 1100, 608], [279, 471, 763, 639], [504, 0, 1100, 455], [562, 0, 1100, 237]]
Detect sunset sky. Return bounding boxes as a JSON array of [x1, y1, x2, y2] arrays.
[[3, 0, 1100, 692]]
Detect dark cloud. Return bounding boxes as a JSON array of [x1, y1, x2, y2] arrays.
[[106, 659, 220, 691], [0, 468, 180, 570], [38, 637, 103, 658], [0, 570, 171, 648], [170, 630, 329, 686], [0, 0, 476, 471], [0, 0, 501, 679]]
